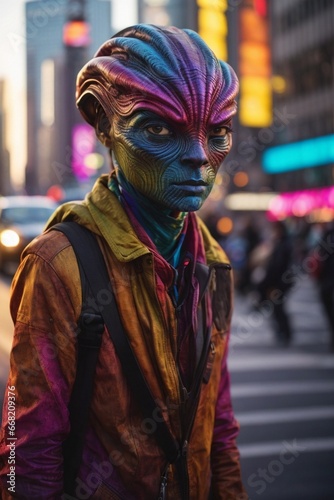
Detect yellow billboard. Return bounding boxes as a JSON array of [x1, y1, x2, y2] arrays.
[[197, 0, 228, 61], [239, 2, 272, 127]]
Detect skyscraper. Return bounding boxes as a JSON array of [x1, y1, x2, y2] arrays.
[[0, 80, 12, 195], [25, 0, 111, 195]]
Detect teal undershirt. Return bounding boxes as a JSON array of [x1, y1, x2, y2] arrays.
[[108, 171, 187, 269]]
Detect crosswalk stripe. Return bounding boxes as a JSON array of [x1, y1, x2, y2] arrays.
[[228, 352, 334, 371], [232, 380, 334, 397], [229, 330, 329, 345], [237, 405, 334, 425], [239, 437, 334, 458]]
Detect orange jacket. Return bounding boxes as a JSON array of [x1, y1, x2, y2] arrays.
[[0, 175, 246, 499]]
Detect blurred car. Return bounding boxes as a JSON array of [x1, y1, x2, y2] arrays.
[[0, 195, 57, 274]]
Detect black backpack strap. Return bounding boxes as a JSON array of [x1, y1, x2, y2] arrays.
[[52, 222, 105, 495], [52, 221, 180, 492]]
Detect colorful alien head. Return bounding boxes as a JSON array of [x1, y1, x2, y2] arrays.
[[76, 24, 239, 211], [76, 24, 238, 133]]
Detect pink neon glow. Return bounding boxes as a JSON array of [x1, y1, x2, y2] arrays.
[[267, 186, 334, 220], [72, 124, 96, 180]]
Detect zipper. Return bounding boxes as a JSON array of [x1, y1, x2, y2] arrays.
[[175, 331, 213, 498], [158, 463, 169, 500], [172, 263, 220, 499], [180, 440, 190, 499]]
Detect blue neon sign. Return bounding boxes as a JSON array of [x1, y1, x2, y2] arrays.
[[262, 134, 334, 173]]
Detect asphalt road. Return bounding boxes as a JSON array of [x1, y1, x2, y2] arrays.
[[230, 273, 334, 500]]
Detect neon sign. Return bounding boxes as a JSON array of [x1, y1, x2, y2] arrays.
[[267, 186, 334, 220], [263, 134, 334, 173]]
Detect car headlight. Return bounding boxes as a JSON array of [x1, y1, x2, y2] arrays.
[[0, 229, 20, 248]]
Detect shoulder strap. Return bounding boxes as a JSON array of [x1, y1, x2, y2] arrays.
[[52, 222, 105, 495], [52, 221, 180, 488]]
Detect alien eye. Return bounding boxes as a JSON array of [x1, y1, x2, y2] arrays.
[[147, 125, 171, 136], [210, 126, 229, 137]]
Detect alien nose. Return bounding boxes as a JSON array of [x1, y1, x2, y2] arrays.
[[180, 142, 209, 168]]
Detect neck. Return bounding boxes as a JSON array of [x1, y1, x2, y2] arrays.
[[109, 171, 187, 264]]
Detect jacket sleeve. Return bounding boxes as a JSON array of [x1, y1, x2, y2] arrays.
[[210, 339, 248, 500], [0, 245, 80, 499]]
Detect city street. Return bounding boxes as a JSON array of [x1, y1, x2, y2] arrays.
[[230, 273, 334, 499], [1, 272, 334, 498]]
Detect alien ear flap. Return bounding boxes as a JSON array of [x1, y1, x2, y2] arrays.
[[95, 101, 113, 148]]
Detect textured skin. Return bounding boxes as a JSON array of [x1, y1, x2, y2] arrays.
[[75, 24, 239, 212], [76, 25, 239, 128]]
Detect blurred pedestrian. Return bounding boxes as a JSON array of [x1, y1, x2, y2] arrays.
[[0, 25, 246, 499], [252, 221, 294, 346], [310, 221, 334, 351], [235, 216, 261, 294]]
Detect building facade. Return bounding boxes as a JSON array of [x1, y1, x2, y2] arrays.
[[0, 80, 12, 196], [25, 0, 112, 195], [263, 0, 334, 221], [138, 0, 196, 29], [198, 0, 334, 228]]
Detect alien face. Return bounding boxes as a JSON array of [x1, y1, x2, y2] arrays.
[[111, 109, 232, 212]]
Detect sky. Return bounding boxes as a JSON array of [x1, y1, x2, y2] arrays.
[[0, 0, 137, 190]]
